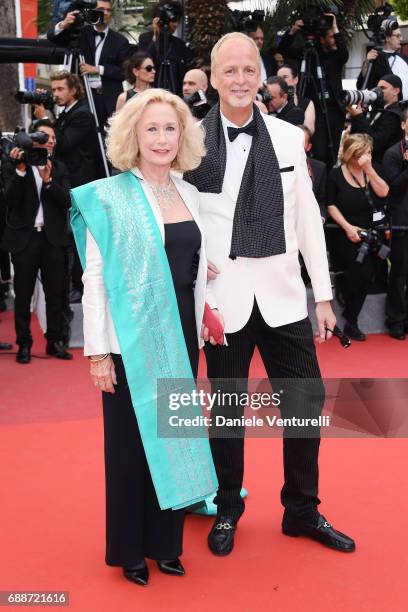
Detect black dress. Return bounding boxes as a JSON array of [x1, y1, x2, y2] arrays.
[[102, 220, 201, 566]]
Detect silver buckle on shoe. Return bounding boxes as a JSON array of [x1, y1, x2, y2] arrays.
[[216, 522, 233, 530]]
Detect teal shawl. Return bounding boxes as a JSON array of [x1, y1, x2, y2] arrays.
[[70, 171, 218, 510]]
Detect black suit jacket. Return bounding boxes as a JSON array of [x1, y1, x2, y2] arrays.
[[137, 31, 190, 96], [350, 103, 403, 163], [308, 157, 327, 221], [275, 100, 305, 126], [260, 51, 277, 79], [357, 52, 408, 91], [382, 141, 408, 228], [53, 100, 99, 187], [47, 25, 130, 117], [0, 160, 71, 254]]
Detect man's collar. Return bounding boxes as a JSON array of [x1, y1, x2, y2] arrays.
[[220, 109, 254, 129], [94, 25, 109, 34], [64, 100, 79, 113], [276, 100, 288, 114]]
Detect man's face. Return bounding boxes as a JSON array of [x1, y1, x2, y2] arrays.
[[37, 126, 56, 155], [266, 83, 287, 112], [211, 38, 260, 114], [402, 118, 408, 138], [182, 70, 207, 96], [303, 131, 312, 154], [320, 29, 337, 51], [51, 80, 76, 107], [387, 28, 402, 52], [96, 1, 112, 27], [378, 79, 399, 105], [248, 27, 264, 51], [168, 19, 179, 34]]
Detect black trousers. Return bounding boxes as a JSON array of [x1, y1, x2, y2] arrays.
[[102, 354, 184, 566], [386, 230, 408, 326], [11, 232, 67, 347], [312, 108, 345, 169], [204, 300, 324, 522]]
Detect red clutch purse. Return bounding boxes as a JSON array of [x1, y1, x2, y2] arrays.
[[203, 303, 225, 345]]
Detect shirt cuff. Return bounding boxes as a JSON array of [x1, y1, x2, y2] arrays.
[[98, 65, 104, 75], [16, 169, 26, 177], [55, 23, 64, 35]]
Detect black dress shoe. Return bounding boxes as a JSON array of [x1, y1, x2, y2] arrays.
[[344, 322, 366, 341], [46, 341, 73, 360], [157, 558, 185, 576], [208, 516, 238, 556], [389, 324, 406, 340], [282, 514, 355, 552], [69, 289, 83, 304], [16, 346, 31, 364], [123, 564, 149, 586]]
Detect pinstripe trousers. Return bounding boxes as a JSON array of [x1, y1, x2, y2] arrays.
[[204, 299, 324, 522]]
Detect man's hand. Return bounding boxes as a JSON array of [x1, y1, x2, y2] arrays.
[[152, 16, 161, 38], [80, 62, 99, 75], [38, 159, 52, 183], [325, 13, 339, 34], [366, 49, 379, 62], [90, 354, 117, 393], [33, 103, 47, 120], [59, 10, 79, 30], [404, 150, 408, 162], [201, 309, 225, 346], [10, 147, 26, 172], [346, 103, 364, 117], [207, 260, 220, 281], [289, 19, 304, 36], [315, 301, 336, 343]]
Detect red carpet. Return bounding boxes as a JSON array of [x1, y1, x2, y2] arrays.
[[0, 310, 407, 611]]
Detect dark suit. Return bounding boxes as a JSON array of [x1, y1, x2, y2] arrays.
[[357, 51, 408, 91], [137, 31, 190, 96], [308, 157, 327, 221], [260, 51, 277, 79], [47, 25, 130, 125], [0, 160, 70, 347], [274, 100, 305, 126], [350, 103, 403, 163]]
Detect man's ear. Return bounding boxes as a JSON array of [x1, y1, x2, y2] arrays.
[[210, 70, 218, 91]]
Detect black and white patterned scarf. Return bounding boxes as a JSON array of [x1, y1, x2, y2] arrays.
[[184, 103, 286, 259]]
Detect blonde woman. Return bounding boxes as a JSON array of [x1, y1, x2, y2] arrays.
[[327, 133, 389, 340], [70, 89, 217, 586]]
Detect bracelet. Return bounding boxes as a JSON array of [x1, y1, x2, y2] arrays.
[[89, 353, 109, 363]]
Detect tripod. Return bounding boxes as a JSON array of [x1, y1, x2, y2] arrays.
[[156, 25, 177, 94], [298, 39, 337, 166], [63, 46, 110, 177]]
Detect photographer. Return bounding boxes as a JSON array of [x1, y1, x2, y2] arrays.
[[327, 134, 389, 341], [137, 1, 190, 95], [278, 12, 348, 167], [348, 74, 403, 163], [182, 69, 211, 120], [266, 76, 305, 126], [382, 106, 408, 340], [0, 120, 72, 363], [247, 25, 277, 82], [278, 65, 316, 134], [357, 22, 408, 100], [47, 0, 130, 128]]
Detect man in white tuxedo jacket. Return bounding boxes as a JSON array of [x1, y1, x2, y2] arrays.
[[184, 32, 355, 556]]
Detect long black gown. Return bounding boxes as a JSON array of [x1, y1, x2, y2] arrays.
[[102, 220, 201, 566]]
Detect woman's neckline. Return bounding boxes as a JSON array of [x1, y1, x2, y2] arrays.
[[341, 165, 366, 189]]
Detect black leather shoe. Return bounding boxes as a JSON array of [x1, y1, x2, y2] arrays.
[[46, 341, 73, 360], [157, 558, 185, 576], [389, 325, 406, 340], [282, 514, 355, 552], [123, 564, 149, 586], [69, 289, 83, 304], [16, 346, 31, 364], [208, 516, 238, 556], [344, 322, 366, 341]]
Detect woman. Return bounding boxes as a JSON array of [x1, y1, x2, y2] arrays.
[[116, 51, 156, 111], [70, 89, 218, 586], [277, 64, 316, 134], [327, 133, 389, 340]]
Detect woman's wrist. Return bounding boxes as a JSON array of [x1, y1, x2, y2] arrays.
[[89, 353, 110, 362]]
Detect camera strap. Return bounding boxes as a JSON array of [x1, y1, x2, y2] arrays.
[[348, 168, 385, 222]]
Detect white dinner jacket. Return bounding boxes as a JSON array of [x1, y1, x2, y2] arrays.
[[199, 114, 333, 334], [82, 168, 210, 356]]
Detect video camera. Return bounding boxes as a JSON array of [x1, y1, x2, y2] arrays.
[[291, 3, 338, 39], [366, 2, 398, 47], [356, 228, 390, 263], [228, 9, 265, 33], [15, 90, 54, 111], [184, 90, 207, 107], [256, 87, 272, 106], [69, 0, 104, 27], [155, 2, 182, 28], [342, 86, 383, 107], [0, 130, 49, 167]]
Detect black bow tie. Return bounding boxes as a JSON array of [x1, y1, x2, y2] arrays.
[[227, 119, 257, 142], [92, 30, 105, 39], [386, 51, 398, 57]]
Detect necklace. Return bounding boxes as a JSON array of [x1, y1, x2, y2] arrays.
[[147, 180, 177, 211]]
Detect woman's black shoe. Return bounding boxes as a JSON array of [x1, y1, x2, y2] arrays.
[[123, 563, 149, 586], [343, 322, 366, 341], [157, 558, 185, 576]]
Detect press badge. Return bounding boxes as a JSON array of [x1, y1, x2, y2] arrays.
[[88, 73, 102, 89], [373, 210, 385, 223]]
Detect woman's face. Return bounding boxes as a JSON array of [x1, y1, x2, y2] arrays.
[[277, 66, 297, 87], [136, 102, 180, 170], [133, 58, 156, 84]]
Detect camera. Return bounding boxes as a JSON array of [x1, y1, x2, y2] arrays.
[[0, 130, 48, 167], [15, 90, 55, 111], [184, 90, 207, 106], [228, 9, 265, 33], [356, 228, 390, 263], [156, 2, 180, 28], [291, 3, 338, 38], [70, 0, 104, 27], [256, 87, 272, 105], [366, 2, 397, 47], [342, 86, 384, 107]]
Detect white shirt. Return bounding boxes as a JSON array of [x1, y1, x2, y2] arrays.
[[260, 55, 267, 84], [54, 23, 107, 75], [384, 50, 408, 99], [220, 111, 253, 204]]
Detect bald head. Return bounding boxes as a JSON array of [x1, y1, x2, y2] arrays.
[[182, 69, 208, 97]]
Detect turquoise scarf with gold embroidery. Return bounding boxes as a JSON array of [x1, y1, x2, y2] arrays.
[[70, 171, 218, 510]]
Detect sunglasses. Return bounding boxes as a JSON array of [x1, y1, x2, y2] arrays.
[[325, 326, 352, 349], [144, 64, 155, 72]]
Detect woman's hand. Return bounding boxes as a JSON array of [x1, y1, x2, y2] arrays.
[[90, 354, 117, 393], [345, 224, 362, 243], [358, 152, 372, 173]]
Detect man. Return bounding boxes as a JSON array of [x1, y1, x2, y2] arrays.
[[266, 75, 305, 126], [357, 21, 408, 100], [47, 0, 130, 128], [0, 120, 72, 363], [138, 1, 190, 96], [382, 105, 408, 340], [36, 70, 99, 302], [184, 32, 354, 556], [348, 74, 403, 163], [278, 13, 348, 167], [247, 25, 277, 83], [182, 69, 211, 120]]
